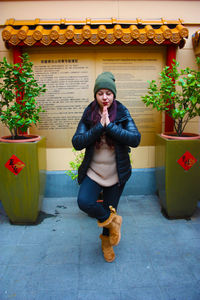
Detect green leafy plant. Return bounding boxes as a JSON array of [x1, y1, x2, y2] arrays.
[[0, 53, 46, 139], [66, 148, 85, 182], [142, 58, 200, 136]]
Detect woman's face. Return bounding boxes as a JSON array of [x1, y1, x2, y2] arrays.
[[96, 89, 114, 111]]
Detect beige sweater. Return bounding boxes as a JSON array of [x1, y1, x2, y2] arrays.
[[87, 135, 119, 187]]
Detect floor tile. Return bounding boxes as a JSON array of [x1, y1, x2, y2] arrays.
[[153, 261, 197, 286], [176, 238, 200, 258], [80, 242, 104, 264], [0, 225, 26, 245], [115, 238, 150, 264], [169, 222, 200, 240], [37, 264, 79, 291], [44, 244, 80, 264], [0, 265, 7, 279], [0, 245, 17, 265], [183, 254, 200, 281], [78, 289, 120, 300], [18, 227, 57, 245], [42, 197, 79, 216], [34, 290, 78, 300], [79, 263, 118, 290], [0, 196, 200, 300], [8, 244, 47, 265], [190, 222, 200, 234], [0, 291, 35, 300], [0, 264, 40, 297], [144, 238, 184, 266], [120, 286, 168, 300], [115, 261, 157, 289], [162, 283, 200, 300]]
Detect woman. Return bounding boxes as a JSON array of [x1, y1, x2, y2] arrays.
[[72, 72, 141, 262]]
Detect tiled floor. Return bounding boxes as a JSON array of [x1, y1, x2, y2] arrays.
[[0, 195, 200, 300]]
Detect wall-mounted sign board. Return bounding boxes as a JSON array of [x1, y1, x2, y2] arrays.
[[29, 46, 164, 147]]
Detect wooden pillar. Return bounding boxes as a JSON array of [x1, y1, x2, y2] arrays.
[[165, 45, 177, 132], [13, 47, 26, 134], [13, 47, 22, 64], [13, 47, 23, 104]]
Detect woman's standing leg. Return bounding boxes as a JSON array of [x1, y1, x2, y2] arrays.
[[97, 183, 125, 262], [77, 176, 115, 262], [101, 183, 125, 236]]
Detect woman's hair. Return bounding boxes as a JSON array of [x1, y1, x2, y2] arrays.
[[89, 99, 117, 149]]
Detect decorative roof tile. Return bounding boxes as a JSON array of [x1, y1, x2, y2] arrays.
[[2, 18, 189, 47]]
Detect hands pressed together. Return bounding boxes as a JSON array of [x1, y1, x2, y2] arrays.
[[100, 104, 110, 127]]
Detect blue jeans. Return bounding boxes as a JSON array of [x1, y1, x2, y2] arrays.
[[77, 175, 125, 225]]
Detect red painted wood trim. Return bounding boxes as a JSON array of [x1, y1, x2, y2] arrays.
[[13, 48, 26, 133], [165, 45, 177, 132], [13, 47, 22, 64], [13, 48, 23, 104], [8, 39, 177, 48], [166, 45, 177, 69]]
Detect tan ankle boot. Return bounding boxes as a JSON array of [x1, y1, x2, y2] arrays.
[[99, 234, 115, 262], [98, 206, 122, 246]]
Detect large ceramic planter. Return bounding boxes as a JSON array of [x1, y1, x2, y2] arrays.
[[155, 134, 200, 219], [0, 137, 46, 224]]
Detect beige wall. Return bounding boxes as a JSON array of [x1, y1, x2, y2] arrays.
[[0, 1, 200, 24], [0, 1, 200, 170]]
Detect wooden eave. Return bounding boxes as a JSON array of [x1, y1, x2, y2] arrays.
[[2, 18, 189, 48]]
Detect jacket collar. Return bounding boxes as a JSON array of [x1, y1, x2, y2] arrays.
[[115, 100, 129, 122]]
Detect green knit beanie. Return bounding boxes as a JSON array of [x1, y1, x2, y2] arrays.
[[94, 72, 117, 98]]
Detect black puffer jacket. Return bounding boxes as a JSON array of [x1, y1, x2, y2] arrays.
[[72, 100, 141, 185]]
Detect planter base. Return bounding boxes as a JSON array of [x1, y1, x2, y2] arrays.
[[161, 207, 192, 221], [156, 134, 200, 219], [0, 137, 46, 224]]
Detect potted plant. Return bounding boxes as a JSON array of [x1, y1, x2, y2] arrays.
[[0, 53, 47, 224], [66, 147, 85, 182], [142, 58, 200, 218]]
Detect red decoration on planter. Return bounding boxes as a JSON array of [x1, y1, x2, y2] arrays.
[[177, 151, 197, 171], [5, 154, 25, 175]]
